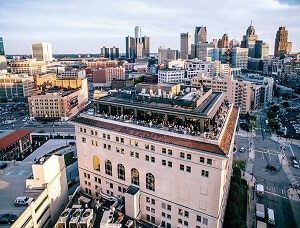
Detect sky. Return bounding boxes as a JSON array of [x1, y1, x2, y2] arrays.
[[0, 0, 299, 55]]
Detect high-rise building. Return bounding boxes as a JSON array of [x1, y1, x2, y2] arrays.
[[32, 42, 53, 62], [110, 46, 120, 60], [192, 43, 214, 61], [0, 37, 5, 56], [218, 34, 229, 48], [100, 46, 110, 58], [287, 42, 293, 54], [274, 26, 289, 57], [241, 21, 258, 57], [158, 47, 179, 64], [231, 47, 249, 69], [72, 88, 239, 228], [254, 41, 269, 58], [126, 27, 150, 59], [195, 26, 207, 44], [229, 39, 240, 49], [0, 37, 7, 72], [180, 32, 192, 59]]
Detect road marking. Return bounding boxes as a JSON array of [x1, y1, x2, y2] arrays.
[[255, 150, 280, 155], [289, 144, 295, 157], [265, 190, 288, 199]]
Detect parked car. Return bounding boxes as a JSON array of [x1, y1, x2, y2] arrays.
[[14, 196, 33, 207], [256, 184, 264, 197], [256, 203, 265, 219], [292, 160, 300, 169], [0, 213, 18, 224], [239, 147, 245, 153]]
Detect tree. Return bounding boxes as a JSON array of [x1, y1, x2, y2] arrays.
[[270, 105, 279, 113], [231, 175, 241, 186], [233, 159, 246, 171], [269, 119, 279, 130], [228, 190, 240, 204], [233, 167, 241, 178], [282, 101, 289, 108], [230, 182, 240, 194], [267, 110, 276, 119]]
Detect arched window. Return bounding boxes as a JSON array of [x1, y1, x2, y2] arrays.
[[146, 173, 155, 191], [117, 164, 125, 180], [131, 168, 139, 186], [105, 160, 112, 176], [93, 155, 100, 171]]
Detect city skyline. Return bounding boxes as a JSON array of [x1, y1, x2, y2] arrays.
[[1, 0, 300, 54]]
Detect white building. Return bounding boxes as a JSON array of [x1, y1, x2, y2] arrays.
[[0, 154, 68, 228], [72, 89, 239, 228], [10, 58, 46, 75], [57, 69, 86, 79], [231, 48, 249, 69], [32, 42, 53, 63], [158, 69, 185, 83]]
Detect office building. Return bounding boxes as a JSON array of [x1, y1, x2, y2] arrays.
[[135, 26, 142, 40], [0, 154, 68, 228], [231, 48, 249, 70], [84, 59, 120, 69], [218, 34, 229, 49], [100, 46, 110, 58], [274, 26, 289, 57], [110, 46, 120, 60], [126, 36, 136, 59], [158, 69, 185, 83], [0, 37, 7, 72], [195, 26, 207, 44], [180, 32, 192, 59], [126, 27, 150, 59], [0, 129, 32, 161], [241, 22, 258, 57], [92, 66, 125, 87], [254, 41, 269, 58], [72, 86, 239, 228], [32, 42, 53, 63], [142, 36, 150, 57], [287, 42, 293, 54], [10, 59, 46, 75], [28, 74, 88, 121], [229, 39, 240, 49], [0, 73, 34, 102], [57, 69, 86, 79], [192, 43, 214, 61], [158, 47, 179, 64]]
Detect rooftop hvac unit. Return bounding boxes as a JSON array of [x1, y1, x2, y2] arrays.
[[78, 209, 94, 228], [69, 209, 83, 228], [55, 208, 73, 228]]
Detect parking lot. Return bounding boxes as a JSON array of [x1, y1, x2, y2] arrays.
[[278, 108, 300, 140], [0, 102, 28, 125]]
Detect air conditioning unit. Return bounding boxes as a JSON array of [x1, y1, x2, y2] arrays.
[[78, 209, 94, 228], [69, 209, 83, 228], [55, 208, 73, 228]]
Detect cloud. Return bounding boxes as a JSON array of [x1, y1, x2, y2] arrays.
[[0, 0, 299, 54]]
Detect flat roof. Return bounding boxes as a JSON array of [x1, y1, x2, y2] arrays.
[[0, 162, 41, 217], [125, 185, 140, 195]]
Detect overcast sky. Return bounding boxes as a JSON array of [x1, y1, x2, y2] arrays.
[[1, 0, 299, 55]]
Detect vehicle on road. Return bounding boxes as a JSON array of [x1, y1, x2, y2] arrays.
[[0, 213, 18, 224], [267, 208, 275, 225], [14, 196, 33, 207], [256, 184, 264, 197], [292, 160, 300, 169], [256, 203, 265, 219], [257, 221, 267, 228], [239, 147, 245, 153]]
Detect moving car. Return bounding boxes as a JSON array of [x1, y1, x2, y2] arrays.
[[14, 196, 34, 207], [0, 213, 18, 224], [292, 160, 300, 169], [239, 147, 245, 153]]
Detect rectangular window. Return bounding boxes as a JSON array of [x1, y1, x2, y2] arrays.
[[151, 216, 155, 224], [203, 217, 208, 225], [130, 151, 134, 157], [107, 135, 110, 140], [167, 204, 171, 211], [200, 157, 205, 163], [116, 136, 119, 142], [186, 166, 191, 173], [91, 130, 94, 135], [151, 199, 155, 205], [162, 160, 166, 166], [162, 202, 166, 209], [180, 152, 185, 158], [184, 221, 188, 226], [201, 170, 209, 177], [168, 161, 172, 167], [110, 183, 113, 189], [162, 212, 166, 217], [207, 158, 213, 165], [151, 208, 155, 213], [167, 214, 171, 219], [151, 145, 155, 151], [146, 206, 150, 211], [180, 164, 184, 171], [187, 154, 191, 160], [197, 215, 202, 222], [104, 144, 107, 149], [103, 133, 106, 138], [162, 148, 166, 154], [178, 218, 182, 224], [151, 157, 155, 163], [135, 152, 139, 158], [80, 127, 83, 132], [120, 138, 124, 143], [82, 137, 86, 143], [168, 149, 173, 156], [118, 186, 122, 192], [146, 155, 150, 161], [146, 197, 150, 203], [184, 211, 189, 218], [178, 208, 183, 216], [145, 144, 150, 150], [108, 145, 111, 150], [146, 214, 150, 222]]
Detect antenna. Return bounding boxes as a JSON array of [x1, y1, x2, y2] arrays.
[[250, 20, 252, 26]]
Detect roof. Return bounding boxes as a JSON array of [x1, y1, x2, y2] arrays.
[[126, 185, 140, 195], [0, 129, 32, 151], [72, 106, 239, 156]]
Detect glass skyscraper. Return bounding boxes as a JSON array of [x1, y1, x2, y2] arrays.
[[0, 38, 5, 56]]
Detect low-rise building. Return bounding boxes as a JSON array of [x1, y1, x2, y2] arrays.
[[92, 67, 125, 87], [9, 59, 46, 75], [0, 153, 68, 228], [0, 129, 32, 161], [0, 73, 34, 102], [158, 69, 185, 83], [57, 69, 86, 79]]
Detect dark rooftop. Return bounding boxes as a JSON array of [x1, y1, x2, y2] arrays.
[[125, 185, 140, 195]]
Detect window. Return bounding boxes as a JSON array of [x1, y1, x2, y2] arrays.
[[110, 183, 113, 189], [151, 199, 155, 205], [103, 133, 106, 138], [187, 154, 191, 160], [197, 215, 201, 222], [184, 221, 188, 226], [200, 157, 205, 163], [151, 216, 155, 224], [108, 145, 111, 150], [146, 214, 150, 222], [120, 138, 124, 143], [107, 135, 110, 140], [151, 208, 155, 213], [186, 166, 191, 173], [178, 209, 183, 216], [145, 144, 149, 150], [146, 206, 150, 211], [168, 149, 172, 156], [145, 155, 150, 161], [117, 164, 125, 180], [146, 173, 155, 191], [180, 152, 185, 158], [167, 214, 171, 219], [180, 164, 184, 171], [118, 186, 122, 192], [91, 130, 94, 135], [135, 152, 139, 158], [130, 151, 134, 157], [203, 217, 208, 225], [167, 204, 171, 211], [93, 155, 100, 171], [82, 137, 86, 143], [116, 136, 119, 142], [104, 144, 107, 149], [131, 168, 139, 186], [207, 158, 212, 165], [105, 160, 112, 176], [184, 211, 189, 218], [162, 160, 166, 166], [178, 219, 182, 224], [80, 127, 83, 132], [83, 128, 86, 133], [151, 145, 155, 151], [162, 212, 166, 217], [151, 157, 155, 163], [168, 161, 172, 167], [162, 202, 166, 209], [201, 170, 209, 177], [162, 148, 166, 154]]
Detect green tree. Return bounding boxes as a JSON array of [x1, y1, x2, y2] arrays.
[[282, 101, 289, 108], [269, 119, 279, 130], [233, 167, 241, 177], [231, 175, 241, 186], [230, 182, 240, 194], [270, 105, 279, 113], [233, 159, 246, 171]]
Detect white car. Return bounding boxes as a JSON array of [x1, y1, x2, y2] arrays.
[[239, 147, 245, 153], [14, 196, 33, 207], [292, 160, 300, 169]]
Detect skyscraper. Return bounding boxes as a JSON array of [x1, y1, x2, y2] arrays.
[[195, 26, 207, 44], [241, 21, 258, 57], [0, 37, 5, 56], [125, 26, 150, 59], [126, 36, 136, 59], [218, 34, 229, 49], [135, 26, 142, 40], [110, 46, 120, 60], [254, 41, 269, 58], [100, 46, 110, 58], [229, 39, 240, 49], [32, 42, 53, 62], [142, 36, 150, 57], [0, 37, 7, 72], [274, 26, 289, 57], [180, 32, 192, 59]]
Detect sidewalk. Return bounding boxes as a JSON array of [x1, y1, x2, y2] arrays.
[[244, 172, 256, 228], [270, 134, 300, 146], [278, 154, 299, 187]]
